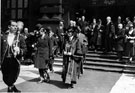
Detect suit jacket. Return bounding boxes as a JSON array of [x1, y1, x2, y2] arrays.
[[105, 22, 115, 38], [56, 27, 64, 41], [50, 35, 58, 54], [115, 29, 125, 43], [115, 29, 125, 51], [1, 32, 27, 63]]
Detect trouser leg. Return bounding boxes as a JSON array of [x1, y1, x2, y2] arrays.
[[1, 58, 20, 87], [39, 69, 44, 78], [117, 51, 123, 60]]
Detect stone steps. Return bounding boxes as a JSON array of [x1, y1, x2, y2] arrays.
[[53, 50, 135, 74]]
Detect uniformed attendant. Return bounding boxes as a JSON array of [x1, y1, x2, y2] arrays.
[[104, 16, 115, 53], [62, 27, 83, 88], [1, 20, 27, 92]]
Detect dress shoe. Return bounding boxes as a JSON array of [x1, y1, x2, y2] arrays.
[[8, 86, 21, 92], [12, 86, 21, 92], [8, 87, 14, 92]]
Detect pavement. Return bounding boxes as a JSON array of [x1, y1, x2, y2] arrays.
[[0, 64, 135, 93]]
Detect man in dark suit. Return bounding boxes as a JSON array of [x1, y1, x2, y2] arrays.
[[48, 27, 58, 72], [104, 16, 115, 53], [125, 17, 133, 35], [1, 20, 27, 92], [56, 21, 65, 56], [78, 16, 88, 35], [114, 23, 125, 61]]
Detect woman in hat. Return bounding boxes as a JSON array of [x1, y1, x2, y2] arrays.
[[34, 26, 52, 83]]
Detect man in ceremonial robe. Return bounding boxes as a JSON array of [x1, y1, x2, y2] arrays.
[[62, 27, 83, 88]]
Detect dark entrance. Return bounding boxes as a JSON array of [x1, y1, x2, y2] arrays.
[[72, 0, 135, 23], [85, 5, 135, 23]]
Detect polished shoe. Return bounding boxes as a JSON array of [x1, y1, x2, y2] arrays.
[[8, 87, 14, 92], [12, 86, 21, 92]]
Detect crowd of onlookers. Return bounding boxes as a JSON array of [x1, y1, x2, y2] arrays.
[[75, 16, 135, 62]]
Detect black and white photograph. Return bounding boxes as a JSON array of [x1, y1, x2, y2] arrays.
[[1, 0, 135, 92]]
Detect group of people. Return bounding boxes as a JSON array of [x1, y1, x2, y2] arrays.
[[0, 19, 88, 92], [1, 14, 135, 92], [77, 16, 135, 62]]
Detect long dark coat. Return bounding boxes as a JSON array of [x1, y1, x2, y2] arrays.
[[93, 25, 104, 46], [104, 22, 115, 51], [89, 23, 97, 46], [115, 29, 125, 51], [34, 35, 52, 69], [78, 20, 87, 34], [56, 27, 65, 54]]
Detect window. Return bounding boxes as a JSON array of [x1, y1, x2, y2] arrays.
[[11, 0, 16, 8], [7, 0, 28, 20], [11, 9, 16, 19], [7, 0, 10, 8], [18, 0, 23, 8], [18, 9, 23, 19]]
